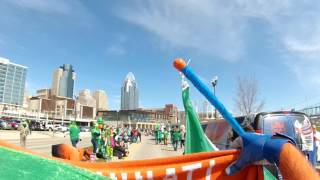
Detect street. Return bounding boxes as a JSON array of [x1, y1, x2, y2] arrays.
[[0, 130, 183, 160], [127, 136, 183, 160], [0, 130, 91, 156]]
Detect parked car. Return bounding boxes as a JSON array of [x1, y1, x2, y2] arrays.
[[45, 123, 56, 131], [29, 121, 45, 131], [0, 120, 10, 130], [56, 124, 69, 132], [8, 120, 21, 130], [80, 126, 90, 132]]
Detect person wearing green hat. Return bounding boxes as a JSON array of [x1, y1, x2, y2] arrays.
[[90, 121, 100, 154], [97, 117, 104, 129], [19, 119, 30, 148], [69, 121, 80, 148], [96, 117, 105, 157]]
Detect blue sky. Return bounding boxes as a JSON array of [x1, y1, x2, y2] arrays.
[[1, 0, 320, 112]]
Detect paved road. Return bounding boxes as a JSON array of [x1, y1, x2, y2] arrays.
[[1, 131, 183, 160], [0, 130, 91, 156], [127, 136, 183, 160]]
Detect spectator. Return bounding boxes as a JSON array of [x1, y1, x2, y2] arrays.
[[312, 125, 320, 165], [90, 122, 100, 154], [180, 129, 186, 148], [19, 120, 29, 148], [172, 128, 181, 151], [69, 121, 80, 148]]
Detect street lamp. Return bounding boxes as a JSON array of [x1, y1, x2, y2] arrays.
[[211, 76, 218, 119], [74, 95, 78, 122]]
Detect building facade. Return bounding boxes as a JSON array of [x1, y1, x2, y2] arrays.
[[97, 104, 179, 128], [51, 64, 75, 98], [36, 88, 51, 99], [121, 72, 139, 110], [93, 90, 108, 111], [0, 57, 27, 106]]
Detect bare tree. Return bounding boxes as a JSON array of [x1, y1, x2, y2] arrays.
[[234, 76, 264, 116]]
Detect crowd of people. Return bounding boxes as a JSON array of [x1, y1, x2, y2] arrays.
[[87, 118, 142, 160], [154, 125, 186, 151]]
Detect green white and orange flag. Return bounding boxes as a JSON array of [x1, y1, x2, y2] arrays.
[[182, 79, 219, 154]]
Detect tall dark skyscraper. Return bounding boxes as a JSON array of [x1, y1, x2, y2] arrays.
[[121, 72, 139, 110], [51, 64, 76, 98]]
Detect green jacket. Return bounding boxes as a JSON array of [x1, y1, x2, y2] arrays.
[[69, 125, 80, 140], [156, 130, 162, 139], [160, 131, 164, 139], [91, 128, 100, 141], [172, 131, 181, 141]]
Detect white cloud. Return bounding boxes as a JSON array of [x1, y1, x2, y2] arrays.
[[106, 45, 126, 56], [117, 0, 320, 88], [2, 0, 94, 25], [106, 35, 127, 56], [4, 0, 72, 15], [117, 1, 320, 59], [117, 0, 248, 61]]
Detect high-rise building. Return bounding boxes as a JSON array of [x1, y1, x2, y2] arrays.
[[51, 64, 75, 98], [51, 68, 63, 97], [121, 72, 139, 110], [77, 89, 96, 119], [93, 90, 108, 111], [78, 89, 96, 107], [0, 57, 27, 106]]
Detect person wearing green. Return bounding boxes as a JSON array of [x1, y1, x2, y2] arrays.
[[96, 118, 105, 157], [155, 125, 161, 144], [159, 130, 164, 144], [172, 127, 181, 151], [97, 117, 104, 127], [156, 129, 162, 144], [69, 121, 80, 148], [90, 122, 100, 154], [163, 128, 170, 145]]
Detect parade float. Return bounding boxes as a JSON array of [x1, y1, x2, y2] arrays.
[[0, 58, 286, 179]]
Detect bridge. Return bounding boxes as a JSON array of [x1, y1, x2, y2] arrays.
[[299, 105, 320, 121]]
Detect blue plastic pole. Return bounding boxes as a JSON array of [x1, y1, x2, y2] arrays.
[[180, 66, 245, 136]]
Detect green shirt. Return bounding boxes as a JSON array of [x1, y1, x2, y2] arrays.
[[172, 131, 181, 141], [91, 128, 100, 141], [69, 125, 80, 140]]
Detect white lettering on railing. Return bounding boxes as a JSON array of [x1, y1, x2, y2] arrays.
[[205, 160, 216, 180], [182, 163, 202, 180], [164, 168, 177, 180]]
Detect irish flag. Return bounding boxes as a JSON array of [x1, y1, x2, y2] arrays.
[[182, 80, 219, 154]]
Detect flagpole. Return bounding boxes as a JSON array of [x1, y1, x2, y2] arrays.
[[174, 58, 245, 136]]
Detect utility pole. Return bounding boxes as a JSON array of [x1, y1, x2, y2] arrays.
[[211, 76, 218, 119], [74, 95, 78, 122]]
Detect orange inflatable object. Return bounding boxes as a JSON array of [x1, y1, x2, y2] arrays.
[[173, 58, 187, 70], [0, 140, 263, 179]]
